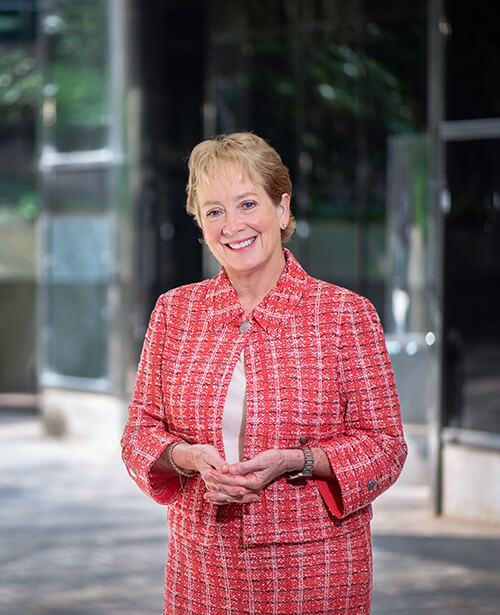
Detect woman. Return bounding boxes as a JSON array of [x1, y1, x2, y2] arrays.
[[121, 132, 407, 614]]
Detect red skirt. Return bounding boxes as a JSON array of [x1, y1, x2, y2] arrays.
[[164, 506, 372, 615]]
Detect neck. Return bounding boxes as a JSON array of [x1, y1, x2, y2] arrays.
[[227, 250, 286, 315]]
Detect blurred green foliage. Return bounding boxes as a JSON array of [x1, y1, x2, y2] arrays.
[[0, 48, 41, 121], [213, 1, 426, 224], [0, 179, 39, 221], [0, 48, 40, 220], [44, 0, 110, 150]]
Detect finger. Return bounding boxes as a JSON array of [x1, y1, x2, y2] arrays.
[[228, 458, 263, 475], [209, 470, 250, 486], [207, 483, 253, 498], [204, 491, 260, 505], [203, 476, 262, 498], [211, 472, 264, 493], [202, 453, 227, 472], [202, 464, 240, 481], [203, 491, 232, 505], [219, 470, 271, 494]]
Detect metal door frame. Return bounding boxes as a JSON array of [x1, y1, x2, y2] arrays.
[[428, 0, 500, 513]]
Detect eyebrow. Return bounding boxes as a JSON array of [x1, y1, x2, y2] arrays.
[[200, 192, 259, 209], [235, 192, 259, 200]]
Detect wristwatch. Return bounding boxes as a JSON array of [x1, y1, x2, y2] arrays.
[[288, 446, 314, 481]]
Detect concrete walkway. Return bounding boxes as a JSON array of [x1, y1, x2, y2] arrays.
[[1, 411, 499, 615]]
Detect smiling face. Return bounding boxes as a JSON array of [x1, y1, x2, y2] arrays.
[[197, 163, 290, 282]]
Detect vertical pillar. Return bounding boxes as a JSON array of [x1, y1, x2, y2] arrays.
[[427, 0, 446, 514]]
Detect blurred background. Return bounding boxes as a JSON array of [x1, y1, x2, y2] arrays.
[[1, 2, 499, 606]]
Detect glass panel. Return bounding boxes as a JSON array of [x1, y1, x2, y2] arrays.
[[47, 215, 112, 282], [306, 221, 357, 285], [43, 167, 111, 213], [42, 214, 111, 381], [384, 133, 437, 426], [0, 216, 36, 279], [445, 1, 500, 121], [210, 1, 427, 319], [444, 140, 500, 434], [38, 1, 118, 388], [0, 281, 36, 391], [46, 283, 108, 380], [0, 1, 37, 42], [0, 119, 38, 280], [0, 33, 39, 393], [42, 0, 110, 152], [386, 134, 429, 335], [0, 45, 39, 274], [209, 1, 430, 436]]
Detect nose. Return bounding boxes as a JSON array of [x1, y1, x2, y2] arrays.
[[222, 209, 244, 236]]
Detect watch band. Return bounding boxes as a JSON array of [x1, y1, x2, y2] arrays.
[[288, 446, 314, 480]]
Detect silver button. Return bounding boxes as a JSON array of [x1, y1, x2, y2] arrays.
[[240, 320, 250, 333], [367, 479, 377, 491]]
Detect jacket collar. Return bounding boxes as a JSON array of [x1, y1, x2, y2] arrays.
[[208, 249, 309, 336]]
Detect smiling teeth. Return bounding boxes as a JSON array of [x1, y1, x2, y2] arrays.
[[228, 237, 255, 249]]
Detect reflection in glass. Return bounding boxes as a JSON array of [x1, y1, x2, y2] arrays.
[[444, 140, 500, 434], [48, 215, 112, 282], [42, 0, 110, 152], [210, 1, 427, 317], [386, 134, 428, 335], [0, 38, 40, 393], [46, 283, 108, 380], [445, 1, 500, 121], [42, 214, 112, 381], [384, 133, 436, 428], [43, 167, 112, 213], [209, 2, 429, 433]]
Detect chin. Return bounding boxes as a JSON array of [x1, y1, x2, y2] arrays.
[[229, 255, 268, 274]]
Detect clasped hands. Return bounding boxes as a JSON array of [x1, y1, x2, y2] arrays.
[[193, 444, 290, 506]]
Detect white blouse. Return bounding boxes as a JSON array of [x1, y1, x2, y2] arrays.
[[221, 351, 247, 464]]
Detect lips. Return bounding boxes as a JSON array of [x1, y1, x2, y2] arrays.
[[227, 237, 256, 250]]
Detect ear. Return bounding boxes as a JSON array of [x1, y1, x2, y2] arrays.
[[277, 193, 291, 228]]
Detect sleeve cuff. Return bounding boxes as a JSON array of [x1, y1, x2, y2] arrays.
[[315, 476, 345, 518], [123, 436, 185, 505]]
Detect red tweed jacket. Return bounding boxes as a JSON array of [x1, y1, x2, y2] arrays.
[[121, 249, 407, 547]]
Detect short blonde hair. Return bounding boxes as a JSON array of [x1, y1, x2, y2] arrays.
[[186, 132, 296, 242]]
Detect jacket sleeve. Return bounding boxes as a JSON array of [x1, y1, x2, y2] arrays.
[[121, 294, 184, 505], [315, 293, 407, 519]]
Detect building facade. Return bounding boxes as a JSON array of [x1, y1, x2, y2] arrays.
[[1, 0, 499, 521]]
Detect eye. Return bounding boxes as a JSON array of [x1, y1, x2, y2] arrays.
[[241, 201, 256, 210], [205, 208, 223, 218]]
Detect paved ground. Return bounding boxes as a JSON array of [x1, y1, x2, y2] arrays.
[[1, 411, 500, 615]]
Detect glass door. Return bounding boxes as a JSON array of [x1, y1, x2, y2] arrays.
[[37, 0, 125, 392], [443, 139, 500, 434], [440, 0, 500, 438]]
